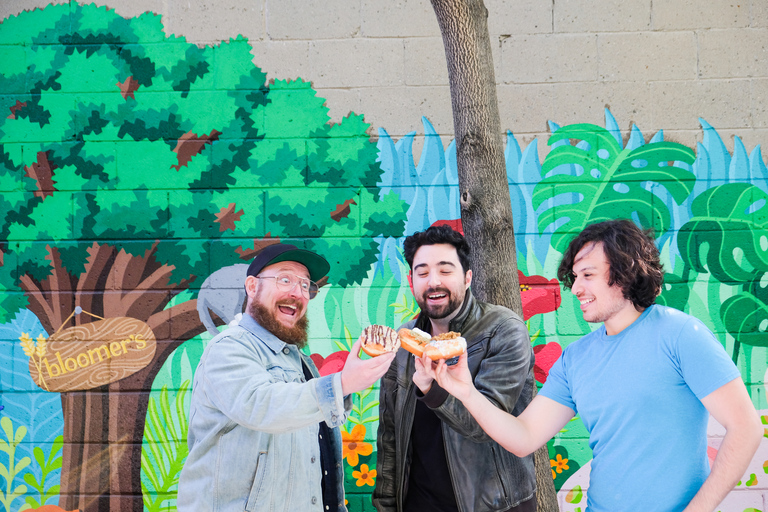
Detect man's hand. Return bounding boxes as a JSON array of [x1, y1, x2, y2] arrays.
[[423, 352, 475, 402], [340, 336, 396, 395], [413, 353, 435, 393]]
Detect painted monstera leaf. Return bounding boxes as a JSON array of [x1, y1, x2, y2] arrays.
[[533, 123, 696, 253], [678, 183, 768, 347], [678, 183, 768, 283]]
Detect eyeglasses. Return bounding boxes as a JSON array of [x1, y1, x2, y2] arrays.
[[256, 272, 319, 299]]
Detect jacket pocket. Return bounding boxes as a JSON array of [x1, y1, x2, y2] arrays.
[[244, 450, 269, 511], [266, 364, 303, 383]]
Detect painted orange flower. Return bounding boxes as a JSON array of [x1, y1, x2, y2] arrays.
[[550, 453, 569, 477], [352, 463, 376, 487], [341, 424, 373, 466]]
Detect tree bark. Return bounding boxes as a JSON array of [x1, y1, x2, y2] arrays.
[[21, 243, 207, 512], [429, 0, 559, 510]]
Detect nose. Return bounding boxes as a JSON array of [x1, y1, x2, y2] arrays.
[[571, 276, 583, 296], [288, 281, 304, 299], [428, 270, 442, 288]]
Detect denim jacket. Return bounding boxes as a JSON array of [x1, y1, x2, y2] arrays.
[[178, 314, 351, 512]]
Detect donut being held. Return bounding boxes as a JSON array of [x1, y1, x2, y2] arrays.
[[398, 327, 432, 357], [424, 331, 466, 361], [361, 325, 401, 357]]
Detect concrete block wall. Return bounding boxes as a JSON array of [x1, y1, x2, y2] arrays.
[[6, 0, 766, 161], [1, 1, 768, 511]]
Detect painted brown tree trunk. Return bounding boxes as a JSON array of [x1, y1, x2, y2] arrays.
[[21, 243, 208, 512], [429, 0, 559, 510]]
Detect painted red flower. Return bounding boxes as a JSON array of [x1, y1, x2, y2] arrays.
[[430, 218, 463, 234], [533, 342, 562, 384], [309, 351, 349, 376], [518, 270, 561, 321]]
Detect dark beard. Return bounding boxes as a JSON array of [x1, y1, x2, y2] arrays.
[[249, 301, 309, 348], [415, 287, 464, 320]]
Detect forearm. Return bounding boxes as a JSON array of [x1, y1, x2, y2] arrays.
[[682, 422, 762, 512], [457, 387, 540, 456]]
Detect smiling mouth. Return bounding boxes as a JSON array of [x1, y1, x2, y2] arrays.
[[278, 303, 299, 316], [579, 298, 594, 307]]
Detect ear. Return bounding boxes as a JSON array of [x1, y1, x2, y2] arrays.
[[464, 269, 472, 289], [245, 275, 259, 298], [407, 271, 414, 296]]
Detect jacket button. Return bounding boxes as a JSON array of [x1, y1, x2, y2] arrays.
[[311, 456, 316, 463], [282, 347, 290, 354], [311, 497, 317, 504]]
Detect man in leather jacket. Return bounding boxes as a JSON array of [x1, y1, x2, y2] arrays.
[[373, 225, 537, 512], [178, 244, 394, 512]]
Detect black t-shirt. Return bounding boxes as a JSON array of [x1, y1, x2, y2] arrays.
[[403, 397, 459, 512]]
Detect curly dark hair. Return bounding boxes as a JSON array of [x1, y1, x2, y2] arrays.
[[557, 219, 664, 309], [403, 225, 471, 274]]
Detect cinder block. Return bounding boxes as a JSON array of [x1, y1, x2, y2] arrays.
[[554, 0, 651, 33], [486, 0, 553, 36], [753, 0, 768, 28], [598, 32, 696, 82], [250, 40, 311, 83], [497, 83, 555, 134], [699, 28, 768, 79], [751, 79, 768, 128], [308, 39, 404, 88], [266, 0, 359, 40], [356, 86, 452, 139], [650, 79, 751, 131], [361, 0, 440, 38], [312, 88, 362, 125], [551, 81, 653, 131], [500, 34, 597, 84], [404, 37, 450, 87], [652, 0, 749, 30], [163, 0, 264, 44]]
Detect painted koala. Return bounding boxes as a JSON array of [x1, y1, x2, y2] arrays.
[[197, 263, 249, 335]]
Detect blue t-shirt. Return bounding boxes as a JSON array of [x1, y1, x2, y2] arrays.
[[540, 305, 740, 512]]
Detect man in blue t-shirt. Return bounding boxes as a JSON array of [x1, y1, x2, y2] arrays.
[[423, 219, 762, 512]]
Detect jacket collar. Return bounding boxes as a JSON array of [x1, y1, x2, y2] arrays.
[[238, 313, 287, 354], [414, 288, 477, 334]]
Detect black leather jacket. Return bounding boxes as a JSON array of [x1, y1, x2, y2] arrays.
[[372, 290, 537, 512]]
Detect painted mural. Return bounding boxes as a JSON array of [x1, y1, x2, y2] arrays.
[[0, 2, 766, 512]]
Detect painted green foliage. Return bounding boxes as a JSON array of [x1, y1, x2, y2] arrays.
[[0, 417, 30, 512], [678, 183, 768, 350], [534, 123, 696, 253], [0, 1, 408, 323]]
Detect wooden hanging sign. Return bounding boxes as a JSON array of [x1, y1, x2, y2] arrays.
[[26, 314, 156, 392]]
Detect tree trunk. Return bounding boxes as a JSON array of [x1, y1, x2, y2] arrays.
[[429, 0, 559, 510], [21, 243, 208, 512]]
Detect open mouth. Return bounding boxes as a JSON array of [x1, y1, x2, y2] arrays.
[[425, 289, 449, 304], [278, 303, 299, 317]]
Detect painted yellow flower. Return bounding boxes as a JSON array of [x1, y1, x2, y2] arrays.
[[19, 333, 35, 357], [550, 453, 569, 475], [35, 334, 47, 357], [352, 464, 376, 487], [341, 424, 373, 467]]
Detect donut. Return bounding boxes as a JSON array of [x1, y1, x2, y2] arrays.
[[361, 325, 400, 357], [398, 328, 466, 360], [423, 331, 466, 361], [398, 327, 432, 357]]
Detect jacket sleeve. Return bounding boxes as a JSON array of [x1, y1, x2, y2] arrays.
[[201, 331, 349, 432], [372, 358, 398, 512], [422, 316, 534, 442]]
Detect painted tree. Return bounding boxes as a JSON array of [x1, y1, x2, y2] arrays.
[[0, 3, 406, 510], [428, 0, 558, 508]]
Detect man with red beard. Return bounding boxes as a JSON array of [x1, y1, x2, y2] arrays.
[[373, 225, 537, 512], [179, 244, 394, 512]]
